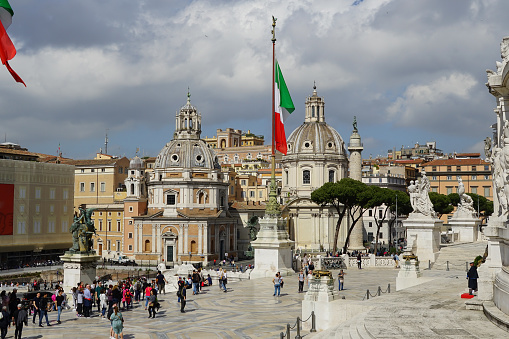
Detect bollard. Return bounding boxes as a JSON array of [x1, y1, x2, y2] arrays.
[[466, 261, 468, 272], [311, 311, 317, 332], [366, 289, 370, 300], [428, 260, 431, 270], [296, 317, 302, 339], [286, 323, 291, 339], [446, 261, 449, 271], [377, 286, 381, 296], [280, 332, 284, 339], [388, 283, 391, 293]]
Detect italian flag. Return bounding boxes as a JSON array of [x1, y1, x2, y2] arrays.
[[0, 0, 25, 86], [274, 59, 294, 155]]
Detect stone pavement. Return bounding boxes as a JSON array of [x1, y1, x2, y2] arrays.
[[8, 242, 508, 338], [13, 267, 399, 339]]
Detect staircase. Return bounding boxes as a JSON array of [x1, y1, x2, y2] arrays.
[[433, 241, 487, 270]]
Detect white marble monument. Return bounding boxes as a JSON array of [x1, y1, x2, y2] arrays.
[[403, 171, 442, 264], [479, 37, 509, 318], [249, 216, 294, 279], [448, 178, 480, 242]]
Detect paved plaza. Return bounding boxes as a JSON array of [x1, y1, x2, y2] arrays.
[[3, 242, 508, 338]]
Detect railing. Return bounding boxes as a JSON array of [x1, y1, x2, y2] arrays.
[[362, 284, 391, 301], [321, 257, 346, 270], [431, 260, 469, 272], [280, 311, 316, 339]]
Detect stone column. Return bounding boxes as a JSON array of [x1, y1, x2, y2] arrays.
[[133, 224, 138, 253], [151, 225, 156, 252], [198, 224, 203, 255], [156, 224, 161, 254], [347, 124, 365, 251], [138, 224, 143, 252], [178, 224, 184, 255], [203, 224, 208, 255], [184, 225, 189, 254]]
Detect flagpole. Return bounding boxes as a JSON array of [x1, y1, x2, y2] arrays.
[[266, 16, 280, 217]]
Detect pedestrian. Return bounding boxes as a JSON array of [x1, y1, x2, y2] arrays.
[[338, 270, 346, 291], [144, 284, 152, 310], [298, 270, 305, 293], [147, 289, 157, 318], [0, 306, 9, 339], [207, 274, 212, 286], [467, 262, 479, 295], [76, 287, 84, 317], [156, 271, 166, 295], [39, 293, 51, 327], [221, 270, 228, 293], [32, 292, 41, 324], [307, 270, 313, 289], [110, 306, 124, 339], [100, 290, 108, 318], [192, 270, 200, 295], [54, 289, 65, 324], [179, 284, 186, 313], [122, 287, 132, 311], [83, 284, 92, 317], [95, 282, 103, 313], [273, 273, 281, 297], [357, 253, 362, 269], [12, 304, 27, 339], [393, 253, 400, 268], [71, 287, 77, 311]]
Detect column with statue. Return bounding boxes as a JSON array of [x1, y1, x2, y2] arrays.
[[60, 205, 101, 294]]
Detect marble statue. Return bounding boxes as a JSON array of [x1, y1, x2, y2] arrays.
[[69, 206, 97, 253], [353, 116, 358, 132], [487, 37, 509, 77], [455, 178, 476, 218], [408, 171, 436, 217]]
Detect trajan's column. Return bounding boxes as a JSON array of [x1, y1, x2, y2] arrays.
[[348, 117, 365, 250]]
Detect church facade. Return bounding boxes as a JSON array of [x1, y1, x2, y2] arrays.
[[281, 87, 351, 251], [117, 94, 238, 265]]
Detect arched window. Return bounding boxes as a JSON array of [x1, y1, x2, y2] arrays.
[[198, 192, 204, 204], [144, 240, 151, 252], [312, 106, 315, 117], [220, 140, 226, 148], [285, 170, 289, 185], [303, 170, 311, 185], [130, 184, 135, 195], [329, 170, 335, 183]]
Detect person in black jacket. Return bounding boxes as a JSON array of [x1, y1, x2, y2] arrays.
[[0, 306, 10, 339], [467, 262, 479, 295], [12, 304, 27, 339]]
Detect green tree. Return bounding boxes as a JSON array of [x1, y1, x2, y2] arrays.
[[429, 192, 454, 219], [388, 191, 412, 246], [465, 193, 493, 223], [365, 187, 394, 254], [311, 178, 369, 255]]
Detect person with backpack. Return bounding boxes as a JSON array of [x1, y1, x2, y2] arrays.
[[12, 304, 27, 339], [178, 283, 186, 313], [122, 287, 132, 311]]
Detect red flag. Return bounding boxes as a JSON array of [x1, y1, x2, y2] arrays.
[[0, 19, 24, 86]]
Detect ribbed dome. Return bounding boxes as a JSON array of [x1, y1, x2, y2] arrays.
[[129, 156, 144, 169], [155, 139, 220, 169], [286, 122, 346, 156]]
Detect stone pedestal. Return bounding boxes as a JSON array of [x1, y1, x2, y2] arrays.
[[250, 216, 294, 279], [61, 252, 101, 295], [302, 274, 339, 331], [396, 258, 426, 291], [449, 218, 481, 243], [403, 214, 442, 264]]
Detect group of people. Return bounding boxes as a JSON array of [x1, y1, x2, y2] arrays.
[[0, 289, 28, 339]]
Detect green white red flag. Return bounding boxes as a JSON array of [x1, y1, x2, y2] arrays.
[[274, 59, 294, 154], [0, 0, 25, 86]]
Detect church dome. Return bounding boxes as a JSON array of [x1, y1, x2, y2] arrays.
[[155, 139, 219, 169], [129, 156, 144, 169], [286, 122, 347, 156], [285, 87, 347, 156]]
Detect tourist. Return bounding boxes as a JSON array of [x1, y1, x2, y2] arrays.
[[144, 284, 152, 310], [192, 270, 200, 295], [156, 271, 166, 295], [338, 270, 346, 291], [76, 287, 84, 317], [122, 286, 132, 311], [221, 270, 228, 293], [54, 289, 65, 324], [83, 284, 92, 317], [467, 262, 479, 295], [147, 289, 157, 318], [198, 268, 204, 292], [39, 293, 51, 327], [298, 270, 305, 293], [32, 292, 41, 324], [95, 282, 103, 312], [71, 287, 78, 311], [273, 273, 281, 297], [393, 253, 400, 268], [357, 253, 362, 269], [12, 304, 27, 339], [110, 305, 124, 339], [207, 274, 212, 286], [0, 306, 9, 339], [100, 290, 108, 318], [112, 286, 122, 311], [134, 280, 141, 303], [177, 277, 184, 303], [307, 270, 313, 289], [179, 283, 186, 313]]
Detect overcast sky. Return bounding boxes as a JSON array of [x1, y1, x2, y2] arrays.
[[0, 0, 506, 160]]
